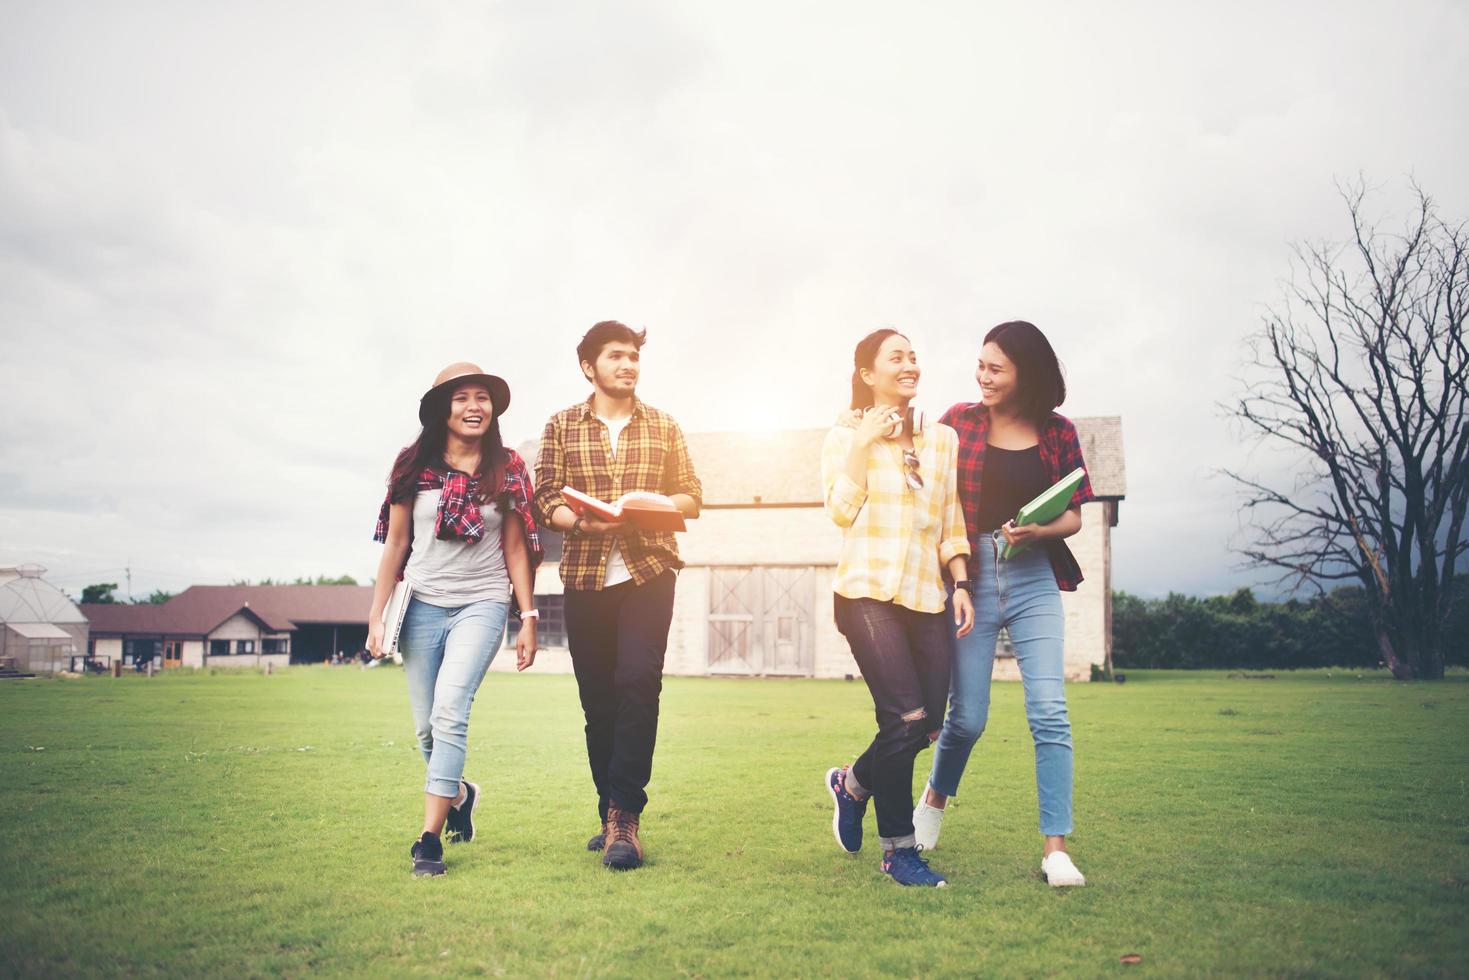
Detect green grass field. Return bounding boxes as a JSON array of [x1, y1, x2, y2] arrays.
[[2, 668, 1466, 978]]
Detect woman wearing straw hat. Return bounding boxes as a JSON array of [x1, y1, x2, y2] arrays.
[[368, 362, 543, 877]]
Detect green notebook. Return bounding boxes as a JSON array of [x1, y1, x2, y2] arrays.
[[1000, 466, 1087, 560]]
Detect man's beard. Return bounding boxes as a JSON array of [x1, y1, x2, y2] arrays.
[[598, 371, 637, 398]]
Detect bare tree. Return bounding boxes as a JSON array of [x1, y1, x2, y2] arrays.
[[1227, 180, 1468, 679]]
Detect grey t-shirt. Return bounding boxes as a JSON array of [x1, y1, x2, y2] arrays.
[[403, 490, 512, 606]]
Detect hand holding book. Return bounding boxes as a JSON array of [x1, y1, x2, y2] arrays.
[[562, 486, 689, 532], [1000, 467, 1087, 559]]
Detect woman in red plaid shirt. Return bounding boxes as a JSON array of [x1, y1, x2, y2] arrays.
[[367, 363, 543, 878], [912, 321, 1094, 888]]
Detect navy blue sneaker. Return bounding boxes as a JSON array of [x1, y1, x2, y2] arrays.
[[825, 766, 867, 853], [444, 780, 479, 844], [881, 846, 948, 887], [410, 831, 446, 877]]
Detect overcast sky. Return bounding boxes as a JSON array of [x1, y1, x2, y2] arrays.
[[2, 1, 1466, 602]]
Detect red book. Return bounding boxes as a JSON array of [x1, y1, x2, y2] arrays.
[[561, 486, 688, 532]]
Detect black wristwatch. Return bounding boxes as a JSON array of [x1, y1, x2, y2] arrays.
[[953, 580, 974, 595], [569, 515, 587, 537]]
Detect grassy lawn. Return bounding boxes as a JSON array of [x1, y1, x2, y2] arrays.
[[2, 667, 1466, 978]]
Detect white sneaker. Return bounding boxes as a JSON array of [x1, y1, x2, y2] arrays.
[[1041, 851, 1086, 887], [912, 793, 946, 851]]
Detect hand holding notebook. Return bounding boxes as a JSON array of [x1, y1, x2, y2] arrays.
[[1000, 467, 1087, 559]]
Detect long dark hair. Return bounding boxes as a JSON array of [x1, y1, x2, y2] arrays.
[[850, 328, 907, 409], [388, 390, 509, 509], [983, 320, 1066, 423]]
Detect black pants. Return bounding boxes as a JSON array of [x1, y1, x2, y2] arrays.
[[564, 570, 677, 820], [834, 594, 952, 842]]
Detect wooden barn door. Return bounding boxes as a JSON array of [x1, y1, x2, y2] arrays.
[[708, 567, 814, 676]]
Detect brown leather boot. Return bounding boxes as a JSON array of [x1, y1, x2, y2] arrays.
[[602, 806, 644, 870]]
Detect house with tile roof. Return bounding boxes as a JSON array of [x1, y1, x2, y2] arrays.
[[507, 417, 1125, 681], [84, 585, 374, 669]]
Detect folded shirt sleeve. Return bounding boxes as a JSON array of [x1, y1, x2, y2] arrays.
[[532, 417, 567, 526], [936, 428, 971, 566], [663, 419, 703, 507], [821, 426, 866, 529], [1058, 418, 1096, 509]]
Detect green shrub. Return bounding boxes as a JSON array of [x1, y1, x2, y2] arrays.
[[1112, 580, 1469, 670]]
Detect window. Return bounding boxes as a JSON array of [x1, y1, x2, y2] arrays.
[[125, 640, 163, 660], [506, 594, 566, 648], [210, 640, 230, 657], [262, 638, 287, 654], [235, 640, 255, 655]]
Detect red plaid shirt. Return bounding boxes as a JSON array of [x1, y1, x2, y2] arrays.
[[939, 402, 1095, 592], [373, 449, 543, 583]]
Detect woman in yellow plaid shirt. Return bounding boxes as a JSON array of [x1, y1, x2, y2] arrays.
[[821, 328, 974, 888]]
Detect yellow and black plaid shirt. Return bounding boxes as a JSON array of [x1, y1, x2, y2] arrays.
[[534, 396, 703, 591]]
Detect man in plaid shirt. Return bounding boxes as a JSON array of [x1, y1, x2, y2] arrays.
[[534, 321, 702, 872]]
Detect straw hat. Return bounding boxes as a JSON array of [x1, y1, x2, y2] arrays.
[[419, 362, 510, 425]]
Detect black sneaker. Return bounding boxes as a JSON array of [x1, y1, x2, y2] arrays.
[[444, 780, 479, 844], [410, 831, 446, 877]]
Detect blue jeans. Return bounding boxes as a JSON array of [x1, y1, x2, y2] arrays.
[[928, 534, 1074, 836], [399, 596, 508, 798]]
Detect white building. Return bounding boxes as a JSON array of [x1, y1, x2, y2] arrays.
[[503, 419, 1125, 681]]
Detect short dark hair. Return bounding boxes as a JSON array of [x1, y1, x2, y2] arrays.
[[983, 320, 1066, 423], [577, 320, 646, 369], [850, 328, 907, 409]]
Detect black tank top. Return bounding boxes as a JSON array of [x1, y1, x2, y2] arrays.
[[975, 445, 1049, 533]]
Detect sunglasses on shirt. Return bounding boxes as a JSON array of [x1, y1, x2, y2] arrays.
[[902, 449, 924, 491]]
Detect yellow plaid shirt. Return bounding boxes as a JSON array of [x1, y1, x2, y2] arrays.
[[534, 396, 703, 591], [821, 417, 970, 614]]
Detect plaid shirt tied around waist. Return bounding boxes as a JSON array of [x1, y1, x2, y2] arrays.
[[373, 449, 543, 582], [820, 417, 971, 615], [940, 402, 1095, 592], [533, 397, 703, 592]]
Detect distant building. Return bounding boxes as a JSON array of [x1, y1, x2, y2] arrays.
[[506, 418, 1126, 681], [85, 585, 373, 669], [0, 565, 89, 673]]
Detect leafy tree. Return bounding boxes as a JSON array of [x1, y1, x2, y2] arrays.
[[1112, 580, 1469, 671], [81, 583, 119, 604], [230, 575, 358, 586], [139, 589, 174, 605]]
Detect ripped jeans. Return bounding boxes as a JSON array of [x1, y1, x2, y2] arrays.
[[834, 594, 952, 849]]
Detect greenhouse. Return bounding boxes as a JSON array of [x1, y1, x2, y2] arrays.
[[0, 565, 89, 674]]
